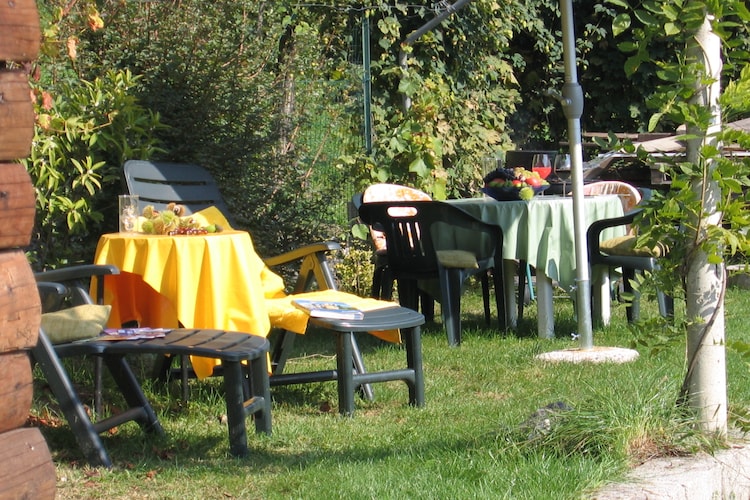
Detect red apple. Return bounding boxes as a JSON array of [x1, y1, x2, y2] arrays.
[[525, 177, 542, 187]]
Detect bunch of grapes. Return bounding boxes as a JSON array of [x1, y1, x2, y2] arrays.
[[167, 227, 209, 236], [483, 167, 517, 184]]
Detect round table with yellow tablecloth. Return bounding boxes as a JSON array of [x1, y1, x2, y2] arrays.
[[93, 208, 401, 378]]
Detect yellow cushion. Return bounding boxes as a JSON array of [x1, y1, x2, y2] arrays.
[[599, 235, 667, 258], [41, 305, 111, 344], [436, 250, 479, 269]]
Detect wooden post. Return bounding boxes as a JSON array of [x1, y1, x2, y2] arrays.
[[0, 0, 57, 497]]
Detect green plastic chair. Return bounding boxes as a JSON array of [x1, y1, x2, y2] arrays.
[[359, 200, 508, 346]]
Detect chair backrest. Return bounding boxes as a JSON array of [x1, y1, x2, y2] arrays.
[[358, 200, 501, 279], [124, 160, 234, 221], [361, 184, 431, 253], [582, 180, 642, 213]]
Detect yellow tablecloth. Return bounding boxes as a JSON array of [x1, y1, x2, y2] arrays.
[[94, 207, 400, 377], [94, 229, 272, 336]]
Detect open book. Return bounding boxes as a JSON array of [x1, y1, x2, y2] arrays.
[[292, 299, 364, 320]]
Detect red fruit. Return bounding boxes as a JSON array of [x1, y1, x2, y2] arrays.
[[525, 177, 542, 187], [512, 179, 523, 186]]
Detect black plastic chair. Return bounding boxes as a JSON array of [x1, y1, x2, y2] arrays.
[[359, 200, 507, 346], [352, 189, 436, 321], [33, 268, 272, 466], [34, 264, 120, 414], [587, 208, 674, 323], [123, 159, 234, 220], [31, 322, 164, 468]]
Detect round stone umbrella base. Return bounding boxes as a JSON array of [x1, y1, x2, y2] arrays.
[[535, 346, 639, 364]]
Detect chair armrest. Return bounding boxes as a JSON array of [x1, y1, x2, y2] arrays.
[[35, 264, 119, 306], [34, 264, 120, 283], [37, 281, 68, 295], [587, 208, 661, 270], [263, 242, 341, 267], [587, 209, 641, 252], [37, 281, 69, 313], [264, 242, 342, 293]]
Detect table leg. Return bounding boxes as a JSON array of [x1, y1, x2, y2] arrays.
[[404, 325, 425, 407], [502, 260, 518, 328], [336, 331, 355, 416], [223, 361, 249, 457], [591, 265, 611, 326], [536, 271, 555, 339]]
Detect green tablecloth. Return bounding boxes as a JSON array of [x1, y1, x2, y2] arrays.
[[447, 195, 625, 290]]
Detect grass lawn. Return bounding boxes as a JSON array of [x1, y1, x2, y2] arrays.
[[33, 281, 750, 499]]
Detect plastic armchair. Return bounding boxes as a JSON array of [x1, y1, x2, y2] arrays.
[[35, 264, 120, 414], [123, 159, 234, 219], [582, 180, 642, 213], [356, 184, 500, 327], [354, 184, 436, 321], [587, 208, 674, 324], [33, 273, 164, 467], [34, 265, 272, 464], [359, 200, 507, 346]]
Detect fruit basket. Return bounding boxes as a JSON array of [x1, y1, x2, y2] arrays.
[[481, 167, 550, 201], [481, 184, 548, 201]]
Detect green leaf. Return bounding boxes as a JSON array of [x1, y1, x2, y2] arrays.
[[633, 9, 660, 27], [655, 67, 681, 83], [617, 41, 638, 53], [408, 157, 429, 176], [351, 223, 370, 241], [374, 168, 390, 183], [664, 22, 680, 36], [398, 79, 419, 97], [648, 112, 663, 131], [624, 54, 642, 76], [612, 14, 631, 37]]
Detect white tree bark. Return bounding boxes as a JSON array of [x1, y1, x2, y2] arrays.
[[684, 15, 727, 436]]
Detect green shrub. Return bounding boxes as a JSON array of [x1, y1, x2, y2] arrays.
[[332, 245, 376, 297], [21, 2, 164, 270], [23, 68, 163, 270]]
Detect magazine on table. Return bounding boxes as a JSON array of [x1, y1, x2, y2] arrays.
[[99, 327, 171, 341], [292, 299, 365, 320]]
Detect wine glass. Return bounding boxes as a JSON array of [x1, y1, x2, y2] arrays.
[[531, 153, 552, 180], [554, 154, 572, 195], [481, 156, 501, 177]]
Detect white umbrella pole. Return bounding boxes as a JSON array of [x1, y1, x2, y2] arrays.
[[557, 0, 593, 348]]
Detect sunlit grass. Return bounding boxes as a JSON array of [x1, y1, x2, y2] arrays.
[[35, 281, 750, 499]]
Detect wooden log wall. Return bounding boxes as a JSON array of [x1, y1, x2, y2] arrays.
[[0, 0, 57, 497]]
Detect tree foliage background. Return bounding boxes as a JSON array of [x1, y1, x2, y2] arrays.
[[24, 0, 750, 270]]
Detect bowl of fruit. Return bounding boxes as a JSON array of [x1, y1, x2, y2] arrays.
[[481, 167, 549, 201], [139, 203, 223, 235]]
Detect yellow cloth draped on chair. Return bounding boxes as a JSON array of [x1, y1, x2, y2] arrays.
[[95, 207, 399, 378], [265, 289, 401, 344]]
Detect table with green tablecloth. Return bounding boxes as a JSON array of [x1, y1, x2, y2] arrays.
[[447, 195, 625, 338]]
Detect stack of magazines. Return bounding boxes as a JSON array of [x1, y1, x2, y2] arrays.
[[99, 327, 171, 341]]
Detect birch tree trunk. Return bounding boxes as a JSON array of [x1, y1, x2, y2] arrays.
[[683, 14, 727, 436]]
